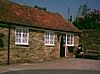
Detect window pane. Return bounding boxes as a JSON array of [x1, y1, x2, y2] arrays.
[[22, 38, 27, 43], [22, 29, 29, 43], [67, 35, 70, 44], [70, 35, 73, 44], [45, 33, 49, 44], [16, 28, 21, 43], [45, 32, 54, 45], [23, 29, 28, 38], [50, 33, 54, 44], [23, 33, 27, 38], [50, 40, 54, 44], [66, 34, 74, 46], [15, 28, 29, 45], [16, 39, 21, 43]]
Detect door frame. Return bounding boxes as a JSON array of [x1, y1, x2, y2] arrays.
[[60, 34, 66, 57]]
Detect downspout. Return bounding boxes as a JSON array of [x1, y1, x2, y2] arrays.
[[7, 27, 10, 65]]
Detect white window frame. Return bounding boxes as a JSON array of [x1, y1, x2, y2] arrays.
[[15, 27, 29, 45], [44, 32, 55, 46], [66, 33, 74, 46]]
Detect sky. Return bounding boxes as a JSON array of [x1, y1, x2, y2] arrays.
[[10, 0, 100, 20]]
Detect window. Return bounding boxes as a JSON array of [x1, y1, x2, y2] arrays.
[[44, 32, 55, 46], [66, 33, 74, 46], [15, 28, 29, 45]]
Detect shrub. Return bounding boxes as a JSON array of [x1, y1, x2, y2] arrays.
[[68, 46, 75, 53]]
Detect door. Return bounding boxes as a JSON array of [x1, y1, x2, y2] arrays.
[[60, 34, 66, 57]]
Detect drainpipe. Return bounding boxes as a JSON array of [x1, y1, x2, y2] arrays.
[[7, 27, 10, 65]]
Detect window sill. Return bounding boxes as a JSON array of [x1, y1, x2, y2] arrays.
[[66, 45, 74, 46], [15, 43, 29, 46], [45, 44, 55, 47]]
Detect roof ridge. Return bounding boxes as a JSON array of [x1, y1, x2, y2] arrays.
[[8, 0, 58, 15], [0, 0, 80, 32]]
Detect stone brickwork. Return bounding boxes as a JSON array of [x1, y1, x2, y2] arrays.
[[80, 30, 100, 51], [0, 24, 79, 65], [0, 27, 8, 64], [0, 25, 60, 64], [66, 34, 79, 58], [74, 35, 79, 47], [80, 30, 100, 59]]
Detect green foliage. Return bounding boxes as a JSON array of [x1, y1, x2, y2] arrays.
[[68, 46, 75, 53], [34, 5, 47, 11], [73, 9, 100, 29], [78, 3, 90, 16], [80, 30, 100, 51], [73, 3, 100, 29], [0, 60, 3, 65]]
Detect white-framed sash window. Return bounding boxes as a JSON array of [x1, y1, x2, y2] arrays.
[[15, 27, 29, 45], [44, 32, 55, 46], [66, 33, 74, 46]]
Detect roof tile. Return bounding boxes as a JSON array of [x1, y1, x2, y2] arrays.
[[0, 0, 80, 32]]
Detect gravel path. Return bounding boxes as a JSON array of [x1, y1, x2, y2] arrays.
[[0, 58, 100, 73]]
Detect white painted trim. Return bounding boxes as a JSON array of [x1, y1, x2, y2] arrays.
[[66, 33, 74, 46], [44, 31, 55, 46], [15, 43, 29, 45], [65, 46, 67, 57], [15, 27, 29, 45], [44, 44, 55, 46]]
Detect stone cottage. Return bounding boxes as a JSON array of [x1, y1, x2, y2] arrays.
[[0, 0, 80, 64]]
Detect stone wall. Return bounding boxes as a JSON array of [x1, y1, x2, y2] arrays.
[[80, 30, 100, 51], [79, 30, 100, 59], [0, 24, 80, 65], [0, 25, 60, 64], [74, 35, 79, 47], [0, 27, 8, 64]]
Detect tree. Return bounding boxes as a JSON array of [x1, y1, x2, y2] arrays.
[[34, 5, 47, 11], [73, 3, 100, 29], [78, 3, 90, 16]]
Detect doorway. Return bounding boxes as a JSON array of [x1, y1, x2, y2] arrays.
[[60, 34, 66, 57]]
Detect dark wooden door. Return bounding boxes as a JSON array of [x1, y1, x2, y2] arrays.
[[60, 34, 66, 57]]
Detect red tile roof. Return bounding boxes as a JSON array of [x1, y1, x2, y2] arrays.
[[0, 0, 80, 32]]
